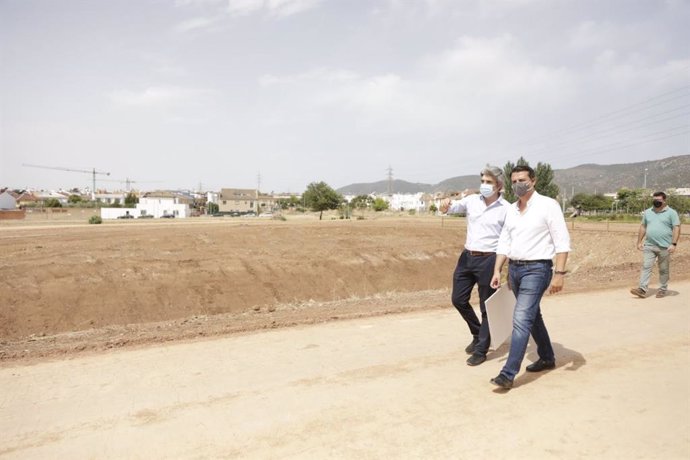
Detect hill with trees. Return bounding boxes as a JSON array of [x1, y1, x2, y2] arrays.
[[336, 155, 690, 196]]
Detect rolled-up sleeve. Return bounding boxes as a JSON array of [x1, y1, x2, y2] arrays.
[[496, 218, 511, 256]]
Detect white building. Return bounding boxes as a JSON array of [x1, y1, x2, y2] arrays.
[[100, 208, 138, 219], [99, 193, 191, 220], [206, 191, 219, 204], [136, 195, 191, 218], [33, 191, 70, 206], [387, 192, 427, 212], [0, 191, 18, 210], [94, 192, 126, 205]]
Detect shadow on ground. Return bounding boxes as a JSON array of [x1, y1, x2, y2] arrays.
[[488, 341, 586, 391]]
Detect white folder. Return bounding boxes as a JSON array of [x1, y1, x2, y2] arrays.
[[485, 284, 516, 350]]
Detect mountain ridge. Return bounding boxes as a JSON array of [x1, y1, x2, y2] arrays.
[[336, 155, 690, 196]]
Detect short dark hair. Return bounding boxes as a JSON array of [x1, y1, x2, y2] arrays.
[[511, 164, 535, 180], [653, 191, 667, 200]]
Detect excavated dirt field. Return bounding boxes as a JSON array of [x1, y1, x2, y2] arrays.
[[1, 212, 688, 364]]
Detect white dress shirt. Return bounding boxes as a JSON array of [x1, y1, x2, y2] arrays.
[[448, 194, 510, 252], [496, 191, 571, 260]]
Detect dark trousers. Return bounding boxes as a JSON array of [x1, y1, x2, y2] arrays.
[[451, 250, 497, 355]]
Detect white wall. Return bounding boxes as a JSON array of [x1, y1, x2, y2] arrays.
[[136, 197, 191, 218], [0, 192, 17, 210], [100, 208, 138, 219], [387, 193, 426, 212], [206, 191, 219, 204], [95, 193, 126, 205]]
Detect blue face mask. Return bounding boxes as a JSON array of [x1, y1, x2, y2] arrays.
[[479, 183, 495, 198]]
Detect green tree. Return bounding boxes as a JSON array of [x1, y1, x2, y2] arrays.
[[208, 202, 219, 214], [569, 193, 613, 212], [68, 194, 82, 204], [534, 162, 559, 199], [44, 198, 62, 208], [617, 188, 649, 214], [349, 195, 373, 210], [667, 192, 690, 215], [429, 203, 438, 214], [372, 197, 389, 212], [302, 181, 343, 220], [277, 195, 301, 210], [124, 192, 138, 207]]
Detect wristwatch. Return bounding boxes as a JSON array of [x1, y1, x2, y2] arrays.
[[554, 270, 568, 275]]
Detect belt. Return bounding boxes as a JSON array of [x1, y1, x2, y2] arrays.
[[509, 259, 552, 265], [465, 249, 496, 257]]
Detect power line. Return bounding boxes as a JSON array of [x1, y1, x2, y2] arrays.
[[545, 126, 690, 163], [514, 85, 690, 149], [525, 109, 690, 157]]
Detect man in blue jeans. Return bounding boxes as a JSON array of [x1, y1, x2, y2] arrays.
[[630, 191, 681, 299], [440, 165, 509, 366], [489, 165, 571, 389]]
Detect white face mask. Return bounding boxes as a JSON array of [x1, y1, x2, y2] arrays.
[[479, 183, 495, 198]]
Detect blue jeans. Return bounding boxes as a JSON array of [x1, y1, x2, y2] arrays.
[[451, 251, 496, 355], [638, 245, 670, 292], [500, 261, 555, 380]]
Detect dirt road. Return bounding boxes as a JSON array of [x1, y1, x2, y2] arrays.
[[2, 282, 688, 459]]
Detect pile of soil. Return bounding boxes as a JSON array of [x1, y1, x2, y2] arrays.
[[1, 216, 687, 363]]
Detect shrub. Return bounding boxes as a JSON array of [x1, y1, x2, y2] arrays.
[[45, 198, 62, 208], [372, 197, 389, 212], [89, 215, 103, 224]]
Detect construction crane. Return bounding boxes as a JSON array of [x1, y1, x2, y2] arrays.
[[101, 178, 163, 192], [22, 163, 110, 200]]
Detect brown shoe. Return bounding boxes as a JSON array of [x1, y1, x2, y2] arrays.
[[630, 287, 647, 298], [656, 290, 667, 298]]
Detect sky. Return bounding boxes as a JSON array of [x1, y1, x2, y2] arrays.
[[1, 0, 689, 194]]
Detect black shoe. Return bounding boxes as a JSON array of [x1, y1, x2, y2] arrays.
[[526, 359, 556, 372], [466, 353, 486, 366], [490, 374, 513, 389], [630, 287, 647, 298], [465, 337, 478, 354]]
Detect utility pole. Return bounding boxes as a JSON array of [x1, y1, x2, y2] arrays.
[[387, 165, 393, 196], [643, 168, 648, 189]]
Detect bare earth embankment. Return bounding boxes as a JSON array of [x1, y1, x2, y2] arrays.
[[1, 215, 688, 458], [0, 215, 688, 362]]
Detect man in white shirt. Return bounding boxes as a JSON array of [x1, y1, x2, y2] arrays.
[[489, 165, 571, 389], [440, 165, 510, 366]]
